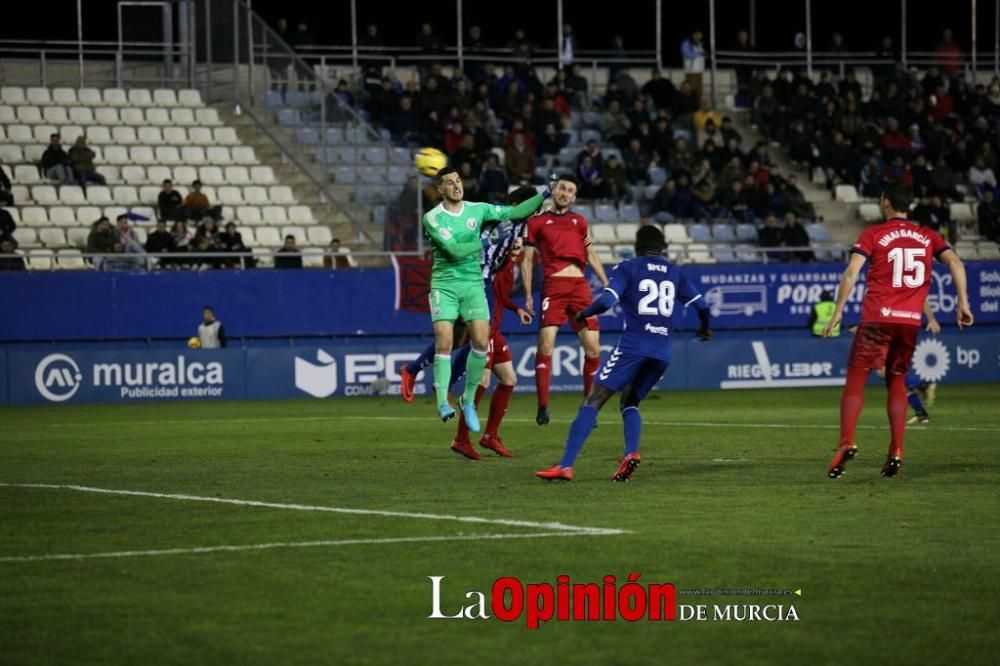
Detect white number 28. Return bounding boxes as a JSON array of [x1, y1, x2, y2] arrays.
[[637, 279, 675, 317]]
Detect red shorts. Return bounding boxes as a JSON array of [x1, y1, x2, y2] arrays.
[[847, 323, 920, 375], [541, 276, 599, 332], [486, 331, 512, 369]]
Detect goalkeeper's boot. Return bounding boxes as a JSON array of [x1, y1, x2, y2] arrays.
[[479, 433, 513, 458], [536, 465, 573, 481], [438, 402, 456, 423], [400, 365, 416, 403], [536, 405, 551, 426], [611, 453, 641, 482], [906, 411, 930, 425], [459, 396, 480, 433], [881, 455, 903, 478], [828, 444, 858, 479], [450, 438, 481, 460]]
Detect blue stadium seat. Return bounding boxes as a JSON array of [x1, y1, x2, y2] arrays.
[[359, 167, 382, 184], [713, 246, 737, 263], [594, 204, 618, 223], [620, 204, 640, 223], [387, 166, 408, 185], [325, 127, 346, 144], [333, 167, 356, 185], [557, 147, 578, 166], [806, 223, 832, 242], [735, 244, 759, 263], [688, 223, 712, 243], [648, 167, 667, 186], [363, 147, 388, 165], [296, 127, 319, 146], [735, 223, 758, 242], [390, 147, 412, 165], [277, 109, 300, 126], [711, 224, 736, 242], [285, 91, 310, 108], [263, 91, 284, 109], [580, 129, 602, 144]]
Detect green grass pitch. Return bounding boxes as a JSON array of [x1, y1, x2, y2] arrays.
[[1, 385, 998, 665]]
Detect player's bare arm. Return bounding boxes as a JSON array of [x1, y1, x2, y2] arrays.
[[585, 238, 609, 287], [922, 300, 941, 335], [521, 245, 536, 314], [938, 249, 974, 329], [826, 252, 867, 337]]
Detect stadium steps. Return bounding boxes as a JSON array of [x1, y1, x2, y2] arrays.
[[218, 106, 384, 256], [731, 112, 862, 248]]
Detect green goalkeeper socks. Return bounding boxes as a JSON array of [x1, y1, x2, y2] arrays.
[[433, 354, 451, 408], [463, 347, 488, 404]]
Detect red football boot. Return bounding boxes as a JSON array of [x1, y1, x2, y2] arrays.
[[400, 366, 415, 403], [536, 465, 573, 481], [611, 453, 641, 482], [450, 439, 481, 460], [479, 434, 513, 458], [828, 444, 859, 479]]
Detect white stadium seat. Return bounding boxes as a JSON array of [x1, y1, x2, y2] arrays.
[[130, 146, 156, 165], [86, 186, 113, 204], [236, 227, 255, 244], [52, 88, 78, 105], [195, 108, 221, 125], [858, 203, 882, 222], [171, 166, 197, 184], [120, 107, 147, 126], [21, 207, 49, 226], [163, 127, 188, 144], [186, 127, 212, 144], [155, 146, 183, 165], [255, 226, 282, 246], [217, 186, 244, 205], [181, 147, 207, 165], [224, 166, 250, 185], [32, 185, 59, 205], [14, 165, 42, 184], [17, 106, 42, 123], [139, 186, 162, 203], [252, 247, 273, 267], [128, 89, 153, 106], [232, 146, 257, 164], [205, 146, 231, 163], [170, 108, 196, 125], [178, 89, 203, 107], [112, 126, 139, 144], [950, 203, 975, 222], [269, 186, 295, 204], [57, 249, 88, 269], [95, 107, 120, 125], [48, 207, 77, 226], [86, 126, 111, 144], [122, 165, 147, 184], [1, 86, 26, 104], [60, 185, 87, 204], [39, 227, 67, 247], [103, 88, 128, 106], [43, 106, 69, 124], [198, 166, 224, 184], [307, 226, 332, 246], [26, 87, 52, 105], [69, 106, 95, 124], [149, 166, 174, 184], [0, 105, 16, 123], [235, 206, 262, 225], [113, 186, 139, 204], [67, 227, 90, 247], [7, 125, 32, 143], [214, 127, 239, 145], [96, 165, 120, 183], [145, 108, 171, 126], [243, 187, 268, 205], [13, 228, 40, 248], [0, 145, 24, 163], [288, 206, 314, 224], [153, 89, 178, 107], [138, 126, 164, 144], [100, 145, 127, 165], [302, 247, 324, 268], [77, 88, 102, 106], [28, 249, 55, 270], [33, 125, 57, 143], [261, 206, 288, 223], [76, 206, 102, 225]]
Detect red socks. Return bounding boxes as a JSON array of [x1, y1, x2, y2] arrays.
[[886, 372, 908, 458], [583, 355, 601, 397], [535, 353, 552, 408], [454, 384, 488, 444], [839, 366, 870, 448], [484, 383, 514, 439]]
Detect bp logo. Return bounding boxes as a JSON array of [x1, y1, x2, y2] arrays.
[[34, 354, 83, 402], [912, 339, 951, 383]]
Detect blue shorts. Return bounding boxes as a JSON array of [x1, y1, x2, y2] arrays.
[[595, 348, 670, 400]]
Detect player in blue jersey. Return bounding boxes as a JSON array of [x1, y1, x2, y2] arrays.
[[537, 225, 712, 482]]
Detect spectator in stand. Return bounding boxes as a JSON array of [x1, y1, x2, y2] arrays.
[[0, 236, 25, 271], [369, 77, 399, 127], [274, 234, 303, 269], [576, 154, 603, 199], [913, 195, 956, 240], [40, 134, 75, 185], [504, 117, 535, 152], [537, 123, 567, 170], [859, 155, 884, 198], [969, 156, 998, 198], [757, 214, 783, 260], [450, 134, 482, 178], [693, 98, 722, 134], [183, 180, 222, 222], [575, 140, 604, 173], [977, 189, 999, 241], [504, 133, 536, 184], [910, 153, 933, 198], [0, 207, 17, 243], [458, 161, 481, 199], [668, 137, 695, 175], [671, 174, 697, 219], [68, 136, 107, 188], [599, 100, 631, 151], [218, 222, 253, 269], [323, 238, 357, 269], [145, 219, 176, 265], [652, 179, 678, 223], [883, 155, 914, 186], [416, 22, 446, 59], [623, 138, 652, 185], [267, 18, 291, 92], [782, 213, 813, 263], [732, 30, 753, 99], [157, 179, 183, 221], [782, 174, 816, 218], [875, 35, 897, 79], [115, 215, 145, 254], [934, 29, 963, 76], [391, 96, 421, 145], [170, 220, 193, 265], [86, 217, 117, 270], [566, 64, 589, 108], [717, 156, 746, 191], [359, 24, 383, 49], [681, 30, 706, 97], [929, 157, 962, 201], [599, 155, 629, 203], [719, 179, 752, 223], [0, 163, 12, 206], [880, 117, 910, 160], [479, 153, 509, 203], [641, 70, 676, 111], [928, 84, 953, 122]]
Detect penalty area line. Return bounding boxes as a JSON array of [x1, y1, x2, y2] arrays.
[[0, 531, 610, 564]]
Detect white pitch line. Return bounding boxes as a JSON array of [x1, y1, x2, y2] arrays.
[[0, 532, 603, 564], [33, 415, 1000, 433], [0, 483, 625, 536]]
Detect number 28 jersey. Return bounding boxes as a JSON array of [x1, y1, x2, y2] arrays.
[[605, 256, 704, 362], [851, 218, 951, 327]]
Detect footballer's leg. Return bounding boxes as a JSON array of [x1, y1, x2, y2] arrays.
[[611, 359, 670, 482], [480, 334, 515, 457], [830, 324, 887, 478], [574, 281, 602, 400], [401, 342, 435, 403], [459, 318, 490, 434], [534, 325, 559, 425], [431, 319, 457, 422], [882, 326, 919, 477], [904, 369, 930, 424]]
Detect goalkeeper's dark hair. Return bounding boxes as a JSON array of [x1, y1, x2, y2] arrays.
[[434, 165, 459, 185], [881, 182, 913, 215], [508, 185, 538, 206], [635, 224, 667, 256]]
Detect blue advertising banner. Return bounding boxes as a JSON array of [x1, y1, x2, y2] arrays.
[[1, 262, 998, 342], [0, 351, 7, 405], [7, 349, 245, 405], [4, 330, 996, 405]]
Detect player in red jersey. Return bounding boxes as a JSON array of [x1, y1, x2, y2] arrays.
[[522, 175, 609, 425], [824, 183, 973, 478]]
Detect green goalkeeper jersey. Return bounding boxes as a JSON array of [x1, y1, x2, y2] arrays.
[[422, 193, 544, 284]]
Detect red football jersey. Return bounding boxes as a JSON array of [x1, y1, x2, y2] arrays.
[[525, 210, 591, 280], [851, 217, 951, 326]]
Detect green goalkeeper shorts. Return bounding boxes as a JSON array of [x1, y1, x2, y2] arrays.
[[429, 281, 489, 323]]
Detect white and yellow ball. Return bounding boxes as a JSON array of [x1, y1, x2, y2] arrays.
[[414, 147, 448, 177]]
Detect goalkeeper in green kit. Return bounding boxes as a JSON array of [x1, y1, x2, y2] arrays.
[[422, 166, 548, 431]]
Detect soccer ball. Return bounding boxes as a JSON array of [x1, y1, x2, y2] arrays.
[[414, 147, 448, 177], [187, 337, 202, 349]]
